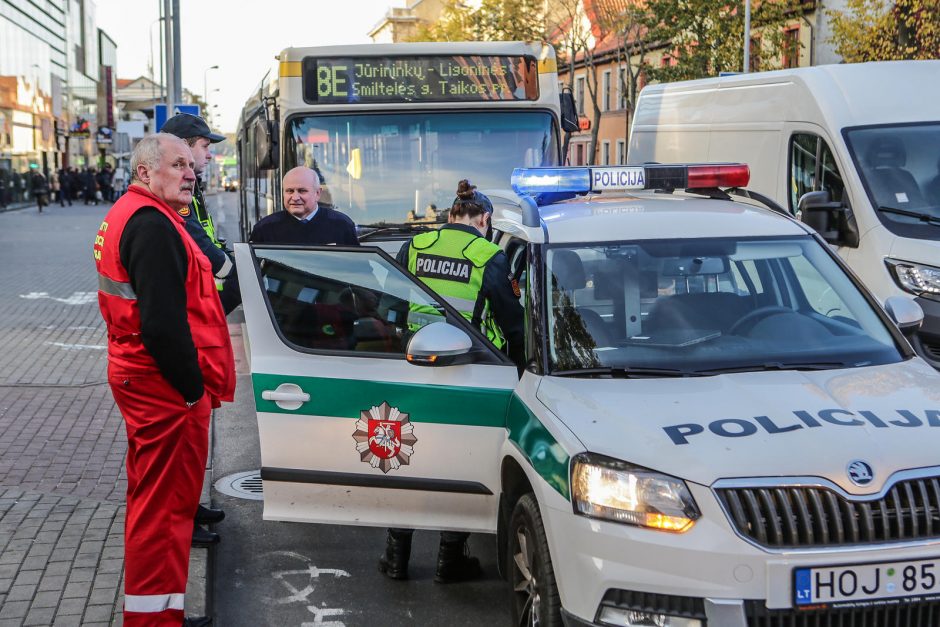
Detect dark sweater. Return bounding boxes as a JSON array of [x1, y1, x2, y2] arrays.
[[250, 206, 359, 246], [119, 208, 203, 403]]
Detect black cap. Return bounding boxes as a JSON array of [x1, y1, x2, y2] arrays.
[[161, 113, 225, 143]]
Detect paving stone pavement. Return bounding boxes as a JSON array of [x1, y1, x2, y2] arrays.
[[0, 203, 127, 626]]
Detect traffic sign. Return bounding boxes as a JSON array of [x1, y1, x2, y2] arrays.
[[154, 103, 202, 132]]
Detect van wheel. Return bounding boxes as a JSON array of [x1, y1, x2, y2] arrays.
[[508, 493, 562, 627]]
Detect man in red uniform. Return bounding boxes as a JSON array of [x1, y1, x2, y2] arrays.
[[93, 133, 235, 627]]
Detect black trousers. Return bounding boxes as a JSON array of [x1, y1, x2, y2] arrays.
[[389, 528, 469, 543]]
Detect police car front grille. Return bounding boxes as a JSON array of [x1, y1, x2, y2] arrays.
[[716, 478, 940, 548], [745, 599, 940, 626]]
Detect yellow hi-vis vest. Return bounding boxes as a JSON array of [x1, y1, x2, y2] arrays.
[[407, 228, 505, 348]]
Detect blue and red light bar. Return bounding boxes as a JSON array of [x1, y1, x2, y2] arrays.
[[510, 164, 750, 196]]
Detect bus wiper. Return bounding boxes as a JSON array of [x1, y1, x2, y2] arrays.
[[695, 361, 847, 375], [877, 206, 940, 226], [551, 366, 696, 378]]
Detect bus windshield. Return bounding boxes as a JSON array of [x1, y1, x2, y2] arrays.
[[287, 111, 558, 225]]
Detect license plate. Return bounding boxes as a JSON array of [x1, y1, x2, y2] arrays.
[[794, 557, 940, 607]]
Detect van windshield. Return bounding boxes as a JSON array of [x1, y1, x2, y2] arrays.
[[544, 236, 903, 375], [845, 123, 940, 235], [287, 111, 558, 226]]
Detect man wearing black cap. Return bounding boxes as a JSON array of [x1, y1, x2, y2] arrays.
[[160, 113, 231, 547]]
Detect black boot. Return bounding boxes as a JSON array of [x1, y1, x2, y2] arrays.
[[377, 529, 412, 580], [435, 535, 481, 584], [183, 617, 212, 626], [195, 504, 225, 525], [191, 523, 220, 547]]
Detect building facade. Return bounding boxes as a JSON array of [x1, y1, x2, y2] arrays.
[[558, 0, 834, 166], [1, 0, 117, 205], [369, 0, 453, 42]]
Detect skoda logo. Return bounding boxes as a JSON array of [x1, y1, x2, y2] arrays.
[[847, 460, 874, 486]]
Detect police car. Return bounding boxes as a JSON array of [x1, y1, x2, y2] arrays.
[[234, 164, 940, 627]]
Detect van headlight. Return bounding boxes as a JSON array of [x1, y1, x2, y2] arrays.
[[571, 453, 700, 532], [886, 259, 940, 297]]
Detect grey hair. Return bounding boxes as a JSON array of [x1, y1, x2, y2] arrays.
[[130, 133, 180, 182]]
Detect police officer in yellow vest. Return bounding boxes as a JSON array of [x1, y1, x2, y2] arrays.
[[162, 114, 237, 311], [381, 180, 524, 584], [161, 113, 233, 545]]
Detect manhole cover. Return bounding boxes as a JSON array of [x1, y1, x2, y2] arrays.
[[215, 470, 264, 501]]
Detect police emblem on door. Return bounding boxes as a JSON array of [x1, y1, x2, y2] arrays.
[[353, 402, 417, 474]]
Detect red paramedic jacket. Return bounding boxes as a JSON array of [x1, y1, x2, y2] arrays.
[[93, 185, 235, 405]]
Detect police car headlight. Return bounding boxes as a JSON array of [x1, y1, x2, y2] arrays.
[[886, 259, 940, 297], [571, 454, 700, 532]]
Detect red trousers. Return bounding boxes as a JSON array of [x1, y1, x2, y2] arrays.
[[110, 372, 210, 626]]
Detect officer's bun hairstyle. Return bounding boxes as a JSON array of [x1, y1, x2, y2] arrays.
[[451, 179, 487, 220]]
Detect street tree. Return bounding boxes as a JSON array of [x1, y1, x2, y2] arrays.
[[410, 0, 549, 42], [828, 0, 940, 62], [551, 0, 597, 162], [643, 0, 802, 82], [592, 0, 653, 155]]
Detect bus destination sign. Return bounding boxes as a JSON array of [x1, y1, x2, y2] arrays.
[[302, 55, 539, 104]]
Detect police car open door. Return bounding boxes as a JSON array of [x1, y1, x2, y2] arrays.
[[235, 244, 519, 532]]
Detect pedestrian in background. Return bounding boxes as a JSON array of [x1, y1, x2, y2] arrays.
[[98, 163, 114, 202], [49, 170, 62, 207], [30, 169, 49, 213], [58, 168, 73, 206], [82, 167, 98, 205], [112, 163, 128, 199], [93, 133, 233, 627]]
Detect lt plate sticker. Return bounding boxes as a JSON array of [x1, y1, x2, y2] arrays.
[[352, 402, 417, 474]]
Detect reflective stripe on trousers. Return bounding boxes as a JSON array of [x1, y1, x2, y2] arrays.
[[124, 593, 185, 613]]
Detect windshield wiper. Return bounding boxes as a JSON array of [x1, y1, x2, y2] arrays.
[[551, 366, 697, 378], [877, 206, 940, 226], [357, 221, 443, 241], [695, 361, 847, 375]]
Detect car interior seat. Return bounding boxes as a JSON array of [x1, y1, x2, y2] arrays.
[[550, 250, 612, 346], [864, 136, 926, 208]]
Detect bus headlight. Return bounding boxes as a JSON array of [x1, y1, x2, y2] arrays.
[[886, 259, 940, 297], [571, 454, 700, 532]]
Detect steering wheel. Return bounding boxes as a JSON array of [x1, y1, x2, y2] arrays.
[[729, 306, 795, 336]]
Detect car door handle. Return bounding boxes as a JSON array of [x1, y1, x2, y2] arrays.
[[261, 390, 310, 402], [261, 383, 309, 410]]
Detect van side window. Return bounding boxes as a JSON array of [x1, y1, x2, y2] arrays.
[[789, 134, 846, 212]]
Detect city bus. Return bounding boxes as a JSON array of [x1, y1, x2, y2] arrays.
[[235, 41, 577, 242]]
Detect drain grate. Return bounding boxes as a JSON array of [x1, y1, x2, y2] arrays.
[[215, 470, 264, 501]]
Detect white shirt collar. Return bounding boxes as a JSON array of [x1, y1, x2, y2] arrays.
[[291, 207, 319, 222]]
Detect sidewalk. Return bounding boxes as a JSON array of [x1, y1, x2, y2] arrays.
[[0, 204, 208, 626]]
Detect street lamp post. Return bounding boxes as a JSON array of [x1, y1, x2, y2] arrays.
[[743, 0, 752, 73], [203, 65, 219, 121]]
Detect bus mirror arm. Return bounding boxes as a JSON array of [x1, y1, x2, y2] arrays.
[[559, 91, 580, 134]]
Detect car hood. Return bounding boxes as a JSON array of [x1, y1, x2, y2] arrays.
[[890, 235, 940, 267], [535, 360, 940, 492]]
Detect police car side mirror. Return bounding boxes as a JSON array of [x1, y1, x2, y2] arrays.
[[406, 322, 474, 367], [884, 296, 924, 338]]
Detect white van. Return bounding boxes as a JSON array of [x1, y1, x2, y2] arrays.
[[628, 60, 940, 369]]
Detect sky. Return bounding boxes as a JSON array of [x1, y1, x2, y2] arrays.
[[95, 0, 401, 133]]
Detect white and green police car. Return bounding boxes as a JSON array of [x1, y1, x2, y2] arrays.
[[234, 164, 940, 627]]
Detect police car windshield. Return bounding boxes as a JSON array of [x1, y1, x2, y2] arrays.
[[845, 123, 940, 235], [544, 236, 903, 374], [287, 111, 559, 225]]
